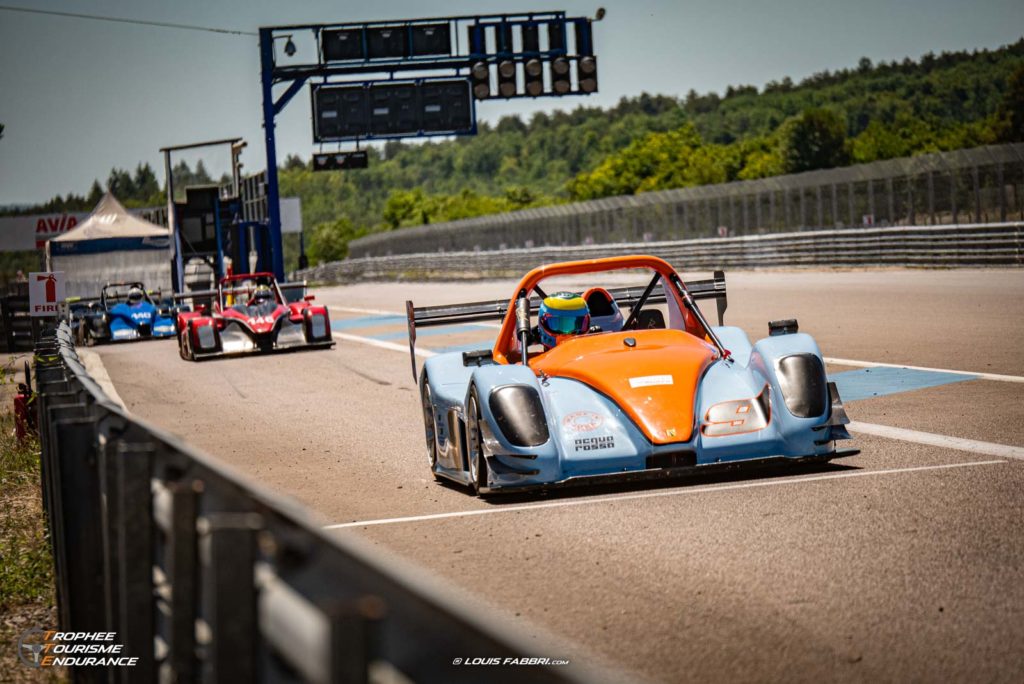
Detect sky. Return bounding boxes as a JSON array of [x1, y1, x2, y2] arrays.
[[0, 0, 1022, 205]]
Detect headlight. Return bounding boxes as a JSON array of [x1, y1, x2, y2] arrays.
[[308, 312, 328, 340], [488, 386, 549, 447], [702, 385, 771, 438], [194, 323, 217, 350]]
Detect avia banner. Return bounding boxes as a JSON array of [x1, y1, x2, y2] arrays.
[[0, 213, 90, 251]]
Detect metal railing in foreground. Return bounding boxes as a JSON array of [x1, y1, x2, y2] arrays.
[[35, 323, 587, 684]]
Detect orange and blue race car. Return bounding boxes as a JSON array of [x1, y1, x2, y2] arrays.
[[407, 255, 855, 496], [175, 273, 333, 361]]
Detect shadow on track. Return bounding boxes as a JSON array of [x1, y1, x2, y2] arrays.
[[432, 459, 862, 506]]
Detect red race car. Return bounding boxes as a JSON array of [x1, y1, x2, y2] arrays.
[[175, 273, 334, 361]]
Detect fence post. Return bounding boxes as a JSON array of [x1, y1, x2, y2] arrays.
[[203, 514, 259, 684], [167, 480, 200, 683], [113, 443, 156, 682]]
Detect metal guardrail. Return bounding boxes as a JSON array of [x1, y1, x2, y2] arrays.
[[35, 323, 589, 683], [349, 143, 1024, 258], [297, 222, 1024, 283]]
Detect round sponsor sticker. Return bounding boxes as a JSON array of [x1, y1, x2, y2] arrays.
[[563, 411, 603, 433]]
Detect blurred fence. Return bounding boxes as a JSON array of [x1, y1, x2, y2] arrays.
[[0, 281, 35, 352], [349, 143, 1024, 258], [34, 323, 589, 683], [298, 222, 1023, 283]]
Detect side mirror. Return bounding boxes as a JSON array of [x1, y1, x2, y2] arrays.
[[197, 304, 208, 314], [304, 294, 315, 302]]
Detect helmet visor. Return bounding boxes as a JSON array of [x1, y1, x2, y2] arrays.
[[541, 312, 588, 335]]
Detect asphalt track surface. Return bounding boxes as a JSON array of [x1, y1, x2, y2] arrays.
[[96, 269, 1024, 683]]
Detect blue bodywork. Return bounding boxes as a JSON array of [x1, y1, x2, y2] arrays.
[[420, 324, 853, 495], [108, 300, 176, 341], [71, 282, 178, 345]]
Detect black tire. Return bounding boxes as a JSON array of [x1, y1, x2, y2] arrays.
[[420, 374, 440, 477], [465, 386, 489, 496], [180, 325, 194, 361]]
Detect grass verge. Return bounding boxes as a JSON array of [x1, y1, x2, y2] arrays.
[[0, 364, 64, 682]]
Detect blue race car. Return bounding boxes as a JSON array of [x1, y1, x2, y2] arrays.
[[406, 255, 856, 496], [69, 282, 177, 345]]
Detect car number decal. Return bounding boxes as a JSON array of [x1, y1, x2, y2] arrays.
[[628, 374, 674, 388]]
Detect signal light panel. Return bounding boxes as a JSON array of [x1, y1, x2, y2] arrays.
[[313, 151, 369, 171], [466, 18, 597, 100], [313, 80, 472, 141]]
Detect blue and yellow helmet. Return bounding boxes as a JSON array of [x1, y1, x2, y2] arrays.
[[538, 292, 590, 349]]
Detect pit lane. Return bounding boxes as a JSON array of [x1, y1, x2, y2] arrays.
[[94, 269, 1024, 682]]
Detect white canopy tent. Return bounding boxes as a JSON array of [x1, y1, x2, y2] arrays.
[[46, 193, 172, 298]]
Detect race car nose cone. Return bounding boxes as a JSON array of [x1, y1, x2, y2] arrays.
[[624, 337, 636, 348]]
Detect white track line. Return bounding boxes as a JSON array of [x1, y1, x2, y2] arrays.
[[850, 422, 1024, 460], [333, 332, 435, 357], [332, 314, 1022, 382], [825, 357, 1024, 383], [331, 305, 499, 327], [323, 460, 1004, 529], [331, 306, 406, 316]]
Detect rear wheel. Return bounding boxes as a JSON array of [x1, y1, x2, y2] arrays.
[[465, 387, 489, 495], [420, 375, 440, 478]]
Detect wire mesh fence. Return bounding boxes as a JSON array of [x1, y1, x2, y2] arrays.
[[349, 143, 1024, 258]]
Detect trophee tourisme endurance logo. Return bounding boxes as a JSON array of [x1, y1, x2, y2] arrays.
[[18, 629, 138, 669]]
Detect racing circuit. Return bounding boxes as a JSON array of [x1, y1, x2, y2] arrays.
[[90, 267, 1024, 682]]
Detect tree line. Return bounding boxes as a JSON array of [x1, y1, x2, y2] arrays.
[[0, 160, 218, 217]]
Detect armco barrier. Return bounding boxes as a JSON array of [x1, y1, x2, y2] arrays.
[[34, 323, 590, 683], [297, 222, 1024, 283]]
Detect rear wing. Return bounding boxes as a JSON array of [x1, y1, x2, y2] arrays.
[[404, 270, 727, 382]]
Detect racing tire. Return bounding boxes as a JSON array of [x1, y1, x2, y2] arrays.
[[466, 386, 489, 496], [420, 374, 440, 479], [179, 326, 194, 361]]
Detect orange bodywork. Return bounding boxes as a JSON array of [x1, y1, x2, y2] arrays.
[[530, 330, 714, 444], [491, 255, 716, 445]]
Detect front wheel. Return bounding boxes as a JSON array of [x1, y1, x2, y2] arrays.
[[465, 387, 489, 496], [179, 326, 193, 361], [420, 375, 440, 478]]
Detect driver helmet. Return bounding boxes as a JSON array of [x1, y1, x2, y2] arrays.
[[252, 284, 274, 304], [127, 286, 144, 304], [538, 292, 590, 350]]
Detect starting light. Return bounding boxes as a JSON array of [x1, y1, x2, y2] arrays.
[[578, 55, 598, 93], [524, 58, 543, 97], [410, 23, 451, 56], [313, 151, 369, 171], [366, 26, 407, 59], [551, 57, 571, 94], [497, 59, 517, 98], [471, 61, 490, 99], [322, 28, 364, 61]]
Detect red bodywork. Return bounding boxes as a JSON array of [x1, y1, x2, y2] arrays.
[[176, 273, 333, 360]]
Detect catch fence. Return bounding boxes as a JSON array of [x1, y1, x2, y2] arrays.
[[299, 222, 1023, 283], [349, 143, 1024, 258]]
